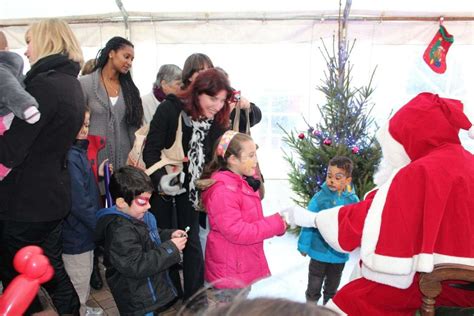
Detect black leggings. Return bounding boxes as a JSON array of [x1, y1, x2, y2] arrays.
[[150, 192, 204, 301]]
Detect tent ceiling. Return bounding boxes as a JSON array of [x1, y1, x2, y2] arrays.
[[2, 0, 474, 26]]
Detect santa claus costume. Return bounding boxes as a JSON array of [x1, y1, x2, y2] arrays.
[[288, 93, 474, 315]]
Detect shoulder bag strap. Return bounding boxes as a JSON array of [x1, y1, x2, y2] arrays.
[[145, 112, 183, 176], [232, 102, 251, 135], [244, 107, 250, 135], [232, 102, 241, 132]]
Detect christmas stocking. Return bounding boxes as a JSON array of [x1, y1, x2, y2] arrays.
[[423, 25, 454, 74]]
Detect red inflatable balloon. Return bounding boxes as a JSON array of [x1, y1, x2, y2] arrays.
[[0, 245, 54, 315]]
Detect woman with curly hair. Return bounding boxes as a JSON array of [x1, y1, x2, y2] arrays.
[[143, 68, 234, 302]]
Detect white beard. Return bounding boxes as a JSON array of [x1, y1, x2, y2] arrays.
[[373, 157, 397, 187], [374, 124, 411, 187]]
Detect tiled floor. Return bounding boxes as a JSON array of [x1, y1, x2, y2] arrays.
[[38, 263, 214, 315], [85, 264, 206, 315], [85, 276, 186, 315], [87, 280, 120, 315]]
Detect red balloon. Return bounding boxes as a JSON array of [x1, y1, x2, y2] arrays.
[[0, 246, 54, 315], [13, 245, 42, 274], [0, 275, 40, 315], [38, 265, 54, 284]]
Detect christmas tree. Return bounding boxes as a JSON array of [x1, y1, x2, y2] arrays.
[[281, 0, 381, 207]]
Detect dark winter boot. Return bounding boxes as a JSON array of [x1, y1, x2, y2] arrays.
[[90, 254, 103, 290]]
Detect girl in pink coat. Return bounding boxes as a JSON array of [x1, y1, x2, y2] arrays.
[[200, 131, 287, 303]]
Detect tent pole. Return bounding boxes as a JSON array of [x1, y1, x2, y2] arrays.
[[115, 0, 130, 40], [2, 13, 474, 27]]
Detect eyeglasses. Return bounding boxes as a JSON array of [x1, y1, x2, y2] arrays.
[[133, 196, 150, 207]]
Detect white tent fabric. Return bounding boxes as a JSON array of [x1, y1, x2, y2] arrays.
[[1, 1, 474, 206], [2, 0, 474, 23], [1, 2, 473, 306]]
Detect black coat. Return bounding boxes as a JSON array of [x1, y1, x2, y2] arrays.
[[230, 102, 262, 133], [95, 208, 180, 315], [0, 54, 84, 222], [142, 94, 227, 189]]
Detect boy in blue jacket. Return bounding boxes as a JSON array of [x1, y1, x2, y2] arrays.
[[95, 166, 188, 315], [62, 108, 101, 309], [297, 156, 359, 305]]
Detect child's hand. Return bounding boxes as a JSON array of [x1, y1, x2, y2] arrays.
[[98, 159, 113, 177], [299, 251, 307, 257], [279, 205, 317, 228], [171, 237, 187, 252], [172, 229, 187, 238], [279, 207, 295, 229]]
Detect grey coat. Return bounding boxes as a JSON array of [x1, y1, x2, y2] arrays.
[[0, 51, 39, 119], [79, 70, 137, 172]]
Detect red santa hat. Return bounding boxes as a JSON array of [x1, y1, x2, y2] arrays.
[[382, 93, 474, 161]]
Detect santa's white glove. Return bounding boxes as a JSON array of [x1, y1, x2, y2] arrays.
[[279, 205, 317, 228], [159, 171, 186, 196]]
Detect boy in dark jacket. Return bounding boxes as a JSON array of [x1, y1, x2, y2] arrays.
[[95, 166, 187, 316], [62, 108, 101, 309]]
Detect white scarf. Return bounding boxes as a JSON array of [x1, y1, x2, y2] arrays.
[[188, 119, 212, 209]]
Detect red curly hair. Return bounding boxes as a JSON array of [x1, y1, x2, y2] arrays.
[[181, 68, 233, 128]]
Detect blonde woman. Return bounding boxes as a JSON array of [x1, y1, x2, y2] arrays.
[[0, 18, 83, 314]]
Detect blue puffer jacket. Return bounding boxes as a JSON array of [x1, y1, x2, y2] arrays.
[[62, 139, 101, 254], [297, 182, 359, 263]]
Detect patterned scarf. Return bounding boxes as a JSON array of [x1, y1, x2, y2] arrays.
[[188, 119, 212, 209]]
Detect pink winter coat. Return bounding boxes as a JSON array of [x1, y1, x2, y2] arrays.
[[201, 170, 286, 289]]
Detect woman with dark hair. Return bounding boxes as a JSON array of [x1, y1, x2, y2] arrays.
[[79, 36, 143, 291], [80, 36, 143, 173], [143, 68, 233, 302], [181, 53, 214, 90], [182, 54, 262, 133], [181, 54, 263, 255]]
